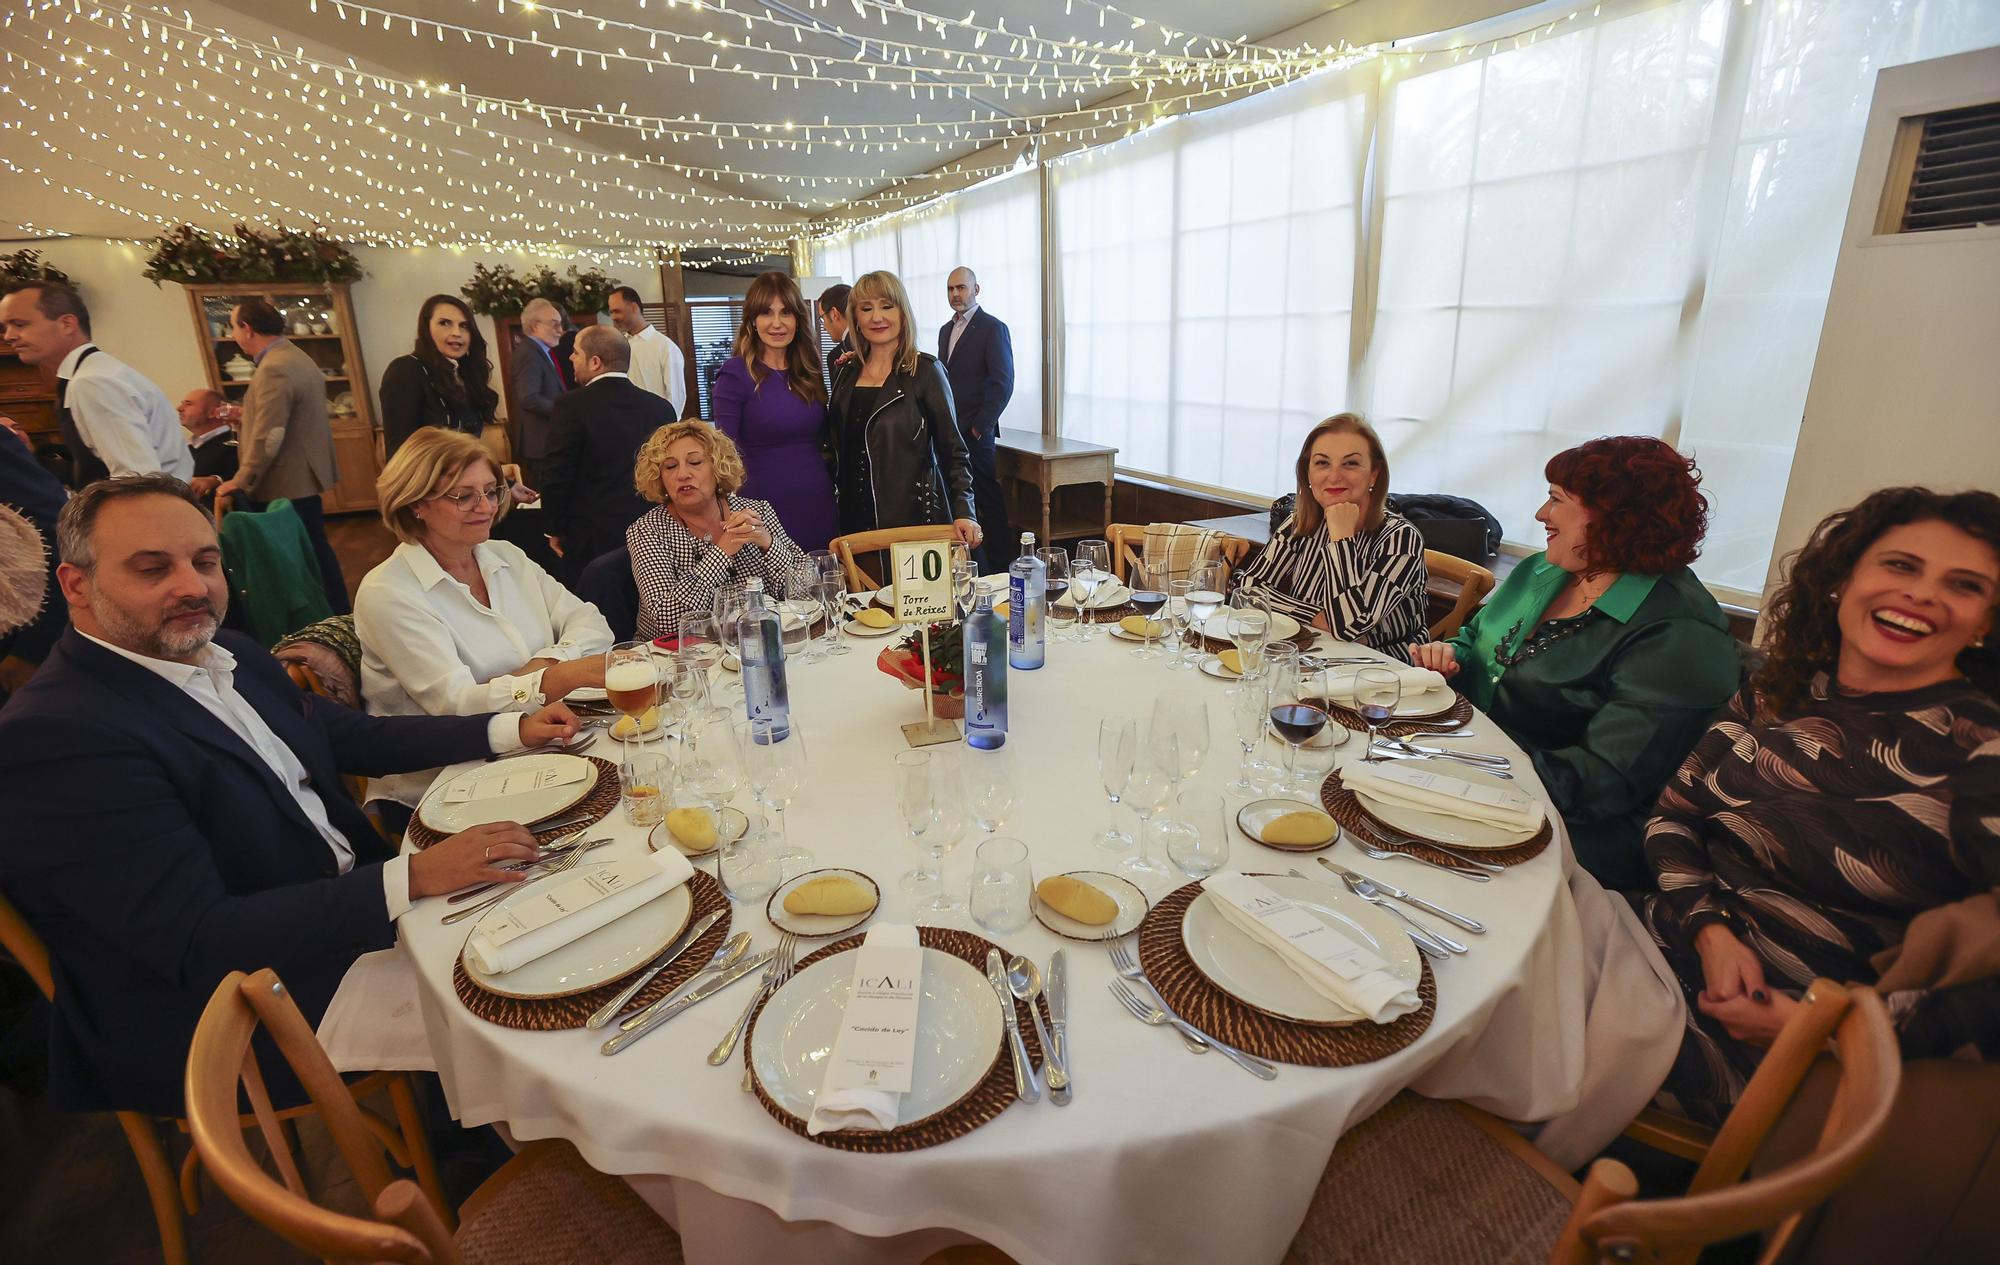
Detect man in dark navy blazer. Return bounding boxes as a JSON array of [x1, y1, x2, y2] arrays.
[[938, 267, 1014, 570], [0, 475, 577, 1116], [541, 325, 676, 585]]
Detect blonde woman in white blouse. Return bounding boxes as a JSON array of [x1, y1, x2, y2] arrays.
[[356, 428, 613, 810]]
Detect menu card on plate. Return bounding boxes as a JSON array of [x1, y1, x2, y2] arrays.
[[444, 760, 587, 803], [1344, 762, 1541, 831], [466, 850, 693, 975], [808, 925, 923, 1135], [1204, 875, 1420, 1022]]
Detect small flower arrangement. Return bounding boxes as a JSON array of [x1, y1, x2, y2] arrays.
[[142, 224, 362, 285], [0, 249, 73, 289], [878, 620, 965, 716], [460, 263, 620, 316]]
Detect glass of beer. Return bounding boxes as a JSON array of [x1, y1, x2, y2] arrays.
[[604, 641, 660, 769]]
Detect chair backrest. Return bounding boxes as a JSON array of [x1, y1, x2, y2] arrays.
[[1552, 981, 1902, 1265], [1423, 550, 1496, 641], [216, 499, 333, 647], [575, 545, 639, 642], [186, 969, 457, 1265], [1107, 523, 1254, 586], [830, 525, 958, 592], [0, 889, 54, 1000]]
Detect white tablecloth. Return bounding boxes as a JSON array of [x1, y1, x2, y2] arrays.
[[364, 630, 1682, 1265]]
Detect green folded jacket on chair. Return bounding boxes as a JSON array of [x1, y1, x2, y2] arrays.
[[218, 498, 334, 647]]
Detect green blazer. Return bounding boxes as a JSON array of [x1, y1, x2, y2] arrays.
[[1447, 553, 1740, 890]]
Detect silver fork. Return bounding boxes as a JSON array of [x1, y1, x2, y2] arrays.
[[1107, 981, 1278, 1080], [440, 838, 609, 926], [1107, 939, 1206, 1054], [1350, 836, 1493, 881], [1366, 822, 1509, 874], [708, 932, 796, 1085]]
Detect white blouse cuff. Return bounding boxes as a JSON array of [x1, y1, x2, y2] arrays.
[[490, 669, 549, 712]]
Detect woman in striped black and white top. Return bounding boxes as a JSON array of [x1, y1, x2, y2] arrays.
[[1232, 414, 1429, 659]]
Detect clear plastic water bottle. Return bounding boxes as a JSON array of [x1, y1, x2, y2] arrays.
[[964, 580, 1008, 750], [735, 577, 791, 742], [1007, 531, 1047, 670]]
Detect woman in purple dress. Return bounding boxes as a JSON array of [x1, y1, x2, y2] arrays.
[[712, 272, 839, 553]]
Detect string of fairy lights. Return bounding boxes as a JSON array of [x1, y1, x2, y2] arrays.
[[2, 0, 1633, 256]]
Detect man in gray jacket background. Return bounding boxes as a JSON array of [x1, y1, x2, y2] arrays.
[[217, 298, 348, 613]]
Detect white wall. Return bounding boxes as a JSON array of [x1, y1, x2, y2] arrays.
[[1768, 48, 2000, 590], [11, 238, 663, 423]]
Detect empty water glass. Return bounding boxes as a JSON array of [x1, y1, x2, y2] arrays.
[[718, 812, 781, 904], [968, 836, 1034, 934], [1163, 790, 1228, 878]]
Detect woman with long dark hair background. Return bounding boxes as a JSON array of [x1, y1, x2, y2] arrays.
[[711, 271, 838, 553], [380, 294, 500, 457]]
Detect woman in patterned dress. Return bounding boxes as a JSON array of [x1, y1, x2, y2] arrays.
[[1230, 413, 1429, 657], [1642, 487, 2000, 1124]]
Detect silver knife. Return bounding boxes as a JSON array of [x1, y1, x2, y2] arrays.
[[1318, 857, 1485, 934], [585, 909, 726, 1030], [600, 951, 774, 1056], [985, 949, 1040, 1103], [1046, 950, 1071, 1107]]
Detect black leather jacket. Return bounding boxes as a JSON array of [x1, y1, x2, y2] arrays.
[[828, 352, 978, 530]]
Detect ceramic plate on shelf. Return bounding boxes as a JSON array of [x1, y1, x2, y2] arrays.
[[1033, 870, 1147, 942], [750, 947, 1004, 1130], [461, 872, 694, 1000], [1180, 875, 1419, 1026], [416, 753, 597, 833], [1349, 764, 1542, 849]]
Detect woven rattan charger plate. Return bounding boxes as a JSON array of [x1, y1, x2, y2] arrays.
[[407, 755, 621, 851], [452, 869, 732, 1030], [746, 926, 1047, 1153], [1138, 879, 1435, 1066], [1192, 628, 1318, 654], [1316, 692, 1475, 738], [1320, 769, 1551, 869]]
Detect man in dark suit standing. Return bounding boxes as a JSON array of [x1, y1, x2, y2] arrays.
[[510, 297, 567, 491], [0, 475, 578, 1115], [938, 267, 1014, 570], [541, 325, 675, 583]]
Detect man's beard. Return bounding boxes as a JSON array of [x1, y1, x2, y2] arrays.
[[97, 593, 222, 658]]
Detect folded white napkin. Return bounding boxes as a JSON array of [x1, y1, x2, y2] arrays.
[[1321, 664, 1447, 704], [1343, 760, 1544, 832], [465, 849, 694, 976], [1205, 874, 1420, 1023], [807, 924, 920, 1136]]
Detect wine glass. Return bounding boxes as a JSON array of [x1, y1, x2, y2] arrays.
[[1038, 546, 1073, 642], [1185, 562, 1226, 653], [1094, 717, 1139, 853], [1150, 690, 1210, 787], [1267, 656, 1331, 800], [1165, 579, 1196, 671], [1354, 667, 1403, 762], [784, 564, 822, 663], [962, 744, 1017, 840], [1227, 679, 1275, 797], [1074, 538, 1111, 639], [682, 709, 744, 811], [603, 642, 659, 769], [1163, 790, 1228, 878], [665, 649, 708, 737], [1127, 558, 1168, 658], [952, 558, 979, 620], [814, 570, 850, 657], [678, 611, 731, 718], [1225, 597, 1272, 695], [1118, 736, 1175, 886], [736, 719, 812, 877]]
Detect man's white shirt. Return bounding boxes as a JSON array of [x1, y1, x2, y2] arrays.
[[58, 344, 194, 479], [625, 324, 688, 415]]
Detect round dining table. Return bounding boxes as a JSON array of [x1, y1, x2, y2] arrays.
[[389, 620, 1679, 1265]]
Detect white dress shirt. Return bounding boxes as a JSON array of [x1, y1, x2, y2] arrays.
[[58, 344, 195, 479], [946, 302, 979, 362], [625, 324, 689, 415], [76, 630, 422, 918], [356, 538, 613, 806], [188, 424, 234, 450]]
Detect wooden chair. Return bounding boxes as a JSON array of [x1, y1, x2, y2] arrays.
[[1105, 523, 1253, 585], [284, 658, 372, 812], [830, 524, 958, 592], [0, 894, 448, 1265], [187, 968, 684, 1264], [1423, 549, 1495, 640], [1287, 980, 1901, 1265]]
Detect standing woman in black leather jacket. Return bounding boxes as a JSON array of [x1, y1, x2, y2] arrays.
[[826, 270, 982, 551], [379, 294, 498, 459]]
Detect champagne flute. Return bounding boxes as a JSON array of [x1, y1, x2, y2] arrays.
[[603, 642, 659, 770], [1150, 691, 1210, 786], [963, 744, 1017, 839], [1038, 546, 1073, 643], [895, 749, 940, 893], [1185, 562, 1226, 662], [1267, 656, 1330, 800], [1118, 736, 1175, 886], [785, 564, 822, 663], [952, 558, 979, 620], [736, 719, 812, 877], [921, 749, 969, 918], [679, 612, 730, 718], [1128, 558, 1168, 658], [1354, 667, 1403, 763], [1095, 717, 1139, 853], [1227, 680, 1274, 796], [814, 570, 850, 657], [1165, 579, 1196, 671], [1225, 597, 1272, 695], [1074, 538, 1111, 639]]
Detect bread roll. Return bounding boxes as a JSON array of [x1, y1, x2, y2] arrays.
[[1119, 615, 1167, 638], [782, 875, 876, 917], [1037, 875, 1119, 925], [1217, 649, 1245, 675], [611, 706, 662, 739], [854, 607, 895, 629], [1262, 811, 1338, 847], [665, 807, 719, 852]]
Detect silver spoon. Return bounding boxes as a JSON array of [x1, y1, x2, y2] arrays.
[[1006, 955, 1067, 1094]]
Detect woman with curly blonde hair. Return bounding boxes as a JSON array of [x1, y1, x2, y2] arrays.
[[626, 419, 810, 640]]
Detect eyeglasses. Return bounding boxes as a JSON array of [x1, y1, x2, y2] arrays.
[[432, 487, 503, 512]]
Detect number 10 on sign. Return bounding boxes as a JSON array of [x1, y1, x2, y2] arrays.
[[891, 540, 959, 746]]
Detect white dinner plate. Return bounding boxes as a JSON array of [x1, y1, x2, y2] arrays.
[[568, 685, 608, 703], [1350, 764, 1543, 849], [1033, 870, 1148, 942], [750, 947, 1005, 1131], [1235, 799, 1342, 851], [646, 806, 750, 856], [461, 869, 695, 1000], [1055, 581, 1132, 610], [1199, 610, 1303, 643], [1320, 669, 1457, 720], [1106, 623, 1170, 643], [416, 753, 597, 833], [842, 616, 901, 638], [766, 868, 881, 937], [1181, 875, 1420, 1026]]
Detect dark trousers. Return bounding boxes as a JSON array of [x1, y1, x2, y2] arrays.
[[967, 433, 1013, 571], [288, 494, 351, 615]]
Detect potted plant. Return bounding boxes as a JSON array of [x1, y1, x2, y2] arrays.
[[877, 620, 966, 718], [141, 224, 362, 285], [0, 249, 73, 290]]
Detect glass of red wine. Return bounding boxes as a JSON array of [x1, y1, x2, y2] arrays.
[[1354, 667, 1402, 761], [1267, 658, 1330, 798], [1128, 559, 1168, 658]]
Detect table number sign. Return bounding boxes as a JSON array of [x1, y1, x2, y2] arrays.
[[891, 539, 961, 747]]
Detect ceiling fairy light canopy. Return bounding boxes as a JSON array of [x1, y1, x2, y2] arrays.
[[0, 0, 1457, 255]]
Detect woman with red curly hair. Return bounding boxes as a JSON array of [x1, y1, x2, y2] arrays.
[[1409, 436, 1739, 888]]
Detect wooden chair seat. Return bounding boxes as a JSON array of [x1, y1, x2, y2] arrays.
[[831, 524, 959, 592], [1423, 549, 1496, 640], [187, 967, 683, 1264]]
